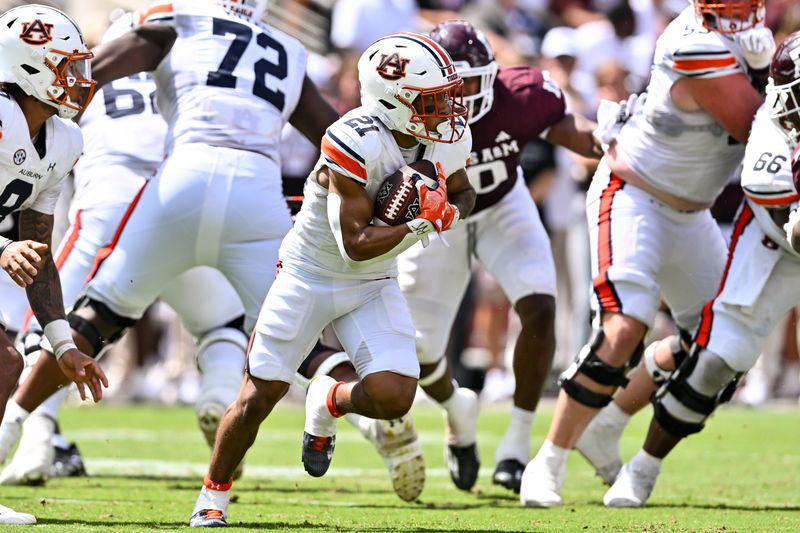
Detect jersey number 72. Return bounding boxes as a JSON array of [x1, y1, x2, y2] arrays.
[[206, 18, 288, 112]]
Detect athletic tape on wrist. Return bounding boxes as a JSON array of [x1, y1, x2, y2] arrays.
[[44, 319, 77, 360]]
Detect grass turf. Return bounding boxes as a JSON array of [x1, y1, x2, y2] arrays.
[[1, 402, 798, 532]]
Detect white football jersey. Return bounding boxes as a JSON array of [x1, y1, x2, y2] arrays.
[[280, 106, 472, 279], [740, 104, 800, 257], [0, 93, 82, 218], [615, 6, 748, 204], [142, 0, 308, 163], [72, 73, 166, 210]]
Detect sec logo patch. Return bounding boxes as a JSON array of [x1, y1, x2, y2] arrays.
[[13, 149, 26, 165]]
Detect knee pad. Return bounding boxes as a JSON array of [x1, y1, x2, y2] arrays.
[[652, 348, 738, 438], [558, 329, 643, 408], [644, 333, 690, 386], [67, 296, 136, 356]]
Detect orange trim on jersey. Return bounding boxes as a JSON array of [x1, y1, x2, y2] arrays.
[[21, 210, 83, 332], [592, 174, 625, 313], [140, 2, 174, 23], [672, 56, 736, 71], [744, 191, 800, 206], [86, 182, 148, 282], [694, 203, 754, 349], [321, 137, 366, 181]]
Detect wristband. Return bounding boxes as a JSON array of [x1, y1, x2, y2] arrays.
[[44, 319, 77, 360], [0, 238, 12, 259]]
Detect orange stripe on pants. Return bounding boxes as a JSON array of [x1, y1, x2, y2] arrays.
[[592, 175, 625, 313], [86, 181, 149, 282], [694, 204, 754, 348]]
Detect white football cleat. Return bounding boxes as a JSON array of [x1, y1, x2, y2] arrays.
[[0, 503, 35, 524], [603, 460, 659, 508], [363, 415, 425, 501], [0, 415, 24, 465], [574, 412, 624, 485], [0, 413, 55, 485], [519, 451, 566, 508]]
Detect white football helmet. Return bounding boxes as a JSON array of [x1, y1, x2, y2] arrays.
[[358, 32, 467, 144], [0, 4, 95, 119], [215, 0, 269, 23]]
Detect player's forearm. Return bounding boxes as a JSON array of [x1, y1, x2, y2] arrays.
[[448, 188, 475, 220], [26, 258, 67, 326], [344, 224, 415, 262], [546, 114, 601, 159]]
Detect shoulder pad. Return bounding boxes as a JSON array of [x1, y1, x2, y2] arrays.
[[321, 117, 380, 185], [663, 30, 741, 79]]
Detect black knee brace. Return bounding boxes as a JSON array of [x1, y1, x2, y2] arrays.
[[558, 330, 644, 408], [68, 296, 136, 356], [652, 351, 717, 438]]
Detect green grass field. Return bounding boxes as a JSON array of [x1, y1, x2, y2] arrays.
[[1, 402, 798, 532]]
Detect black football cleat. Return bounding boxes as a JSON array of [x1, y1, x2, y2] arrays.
[[492, 458, 525, 493], [445, 443, 480, 491], [51, 442, 87, 478], [302, 432, 336, 477]]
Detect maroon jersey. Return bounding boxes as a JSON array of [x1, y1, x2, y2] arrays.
[[467, 66, 566, 215]]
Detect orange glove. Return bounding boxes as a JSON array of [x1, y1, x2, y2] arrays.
[[412, 163, 449, 233], [440, 202, 460, 231]]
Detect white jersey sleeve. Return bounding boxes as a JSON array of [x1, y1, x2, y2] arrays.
[[740, 105, 799, 256], [143, 0, 308, 163], [0, 94, 82, 218]]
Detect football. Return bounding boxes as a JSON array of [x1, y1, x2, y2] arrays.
[[373, 159, 437, 226]]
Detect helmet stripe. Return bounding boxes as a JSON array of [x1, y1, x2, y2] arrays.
[[378, 33, 452, 72]]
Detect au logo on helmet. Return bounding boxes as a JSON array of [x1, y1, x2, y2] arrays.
[[376, 53, 410, 81], [19, 19, 54, 45]]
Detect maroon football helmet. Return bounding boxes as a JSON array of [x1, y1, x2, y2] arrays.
[[430, 20, 497, 124], [766, 31, 800, 145], [693, 0, 765, 35]]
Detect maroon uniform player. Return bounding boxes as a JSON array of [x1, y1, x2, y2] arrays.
[[395, 20, 602, 493]]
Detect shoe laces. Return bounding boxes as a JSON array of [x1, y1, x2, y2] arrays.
[[203, 509, 224, 520]]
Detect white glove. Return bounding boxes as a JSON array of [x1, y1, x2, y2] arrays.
[[734, 27, 776, 70], [784, 207, 800, 245], [593, 92, 647, 148]]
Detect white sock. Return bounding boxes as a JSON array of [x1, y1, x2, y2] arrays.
[[51, 433, 69, 450], [630, 449, 662, 473], [34, 387, 70, 421], [440, 388, 478, 446], [4, 401, 30, 425], [605, 401, 632, 427], [495, 407, 535, 464], [344, 412, 371, 439], [193, 485, 231, 515], [536, 439, 569, 469]]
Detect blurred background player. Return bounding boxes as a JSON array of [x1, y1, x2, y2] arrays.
[[394, 19, 603, 493], [0, 3, 106, 524], [520, 0, 772, 507], [0, 0, 338, 474], [0, 9, 257, 486], [603, 31, 800, 507], [189, 31, 473, 527]]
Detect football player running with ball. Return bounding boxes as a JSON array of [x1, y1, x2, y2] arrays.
[[189, 32, 474, 527], [0, 4, 105, 524], [521, 0, 773, 508]]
